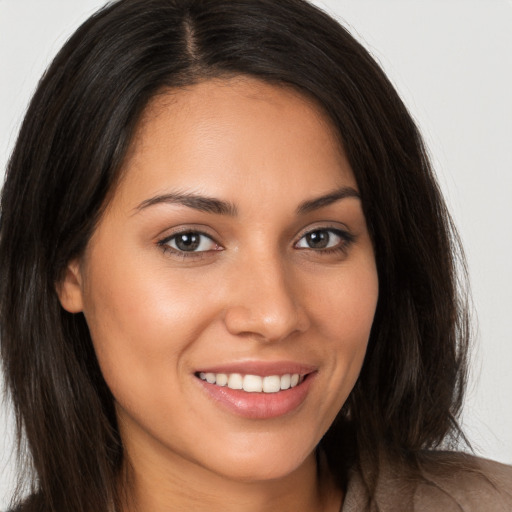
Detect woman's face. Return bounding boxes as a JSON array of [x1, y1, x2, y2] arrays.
[[59, 77, 378, 483]]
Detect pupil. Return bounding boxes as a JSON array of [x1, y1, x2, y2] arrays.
[[176, 233, 200, 251], [306, 230, 329, 249]]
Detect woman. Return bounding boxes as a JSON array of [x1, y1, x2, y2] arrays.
[[0, 0, 510, 511]]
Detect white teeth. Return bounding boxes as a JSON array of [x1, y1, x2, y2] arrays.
[[243, 374, 263, 392], [198, 372, 304, 392], [227, 373, 243, 390], [215, 373, 228, 386], [262, 375, 281, 393], [280, 374, 291, 390]]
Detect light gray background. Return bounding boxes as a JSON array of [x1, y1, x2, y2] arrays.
[[1, 1, 511, 508]]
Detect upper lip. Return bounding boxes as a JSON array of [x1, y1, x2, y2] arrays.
[[195, 360, 317, 377]]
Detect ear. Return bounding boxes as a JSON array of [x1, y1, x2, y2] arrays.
[[56, 259, 84, 313]]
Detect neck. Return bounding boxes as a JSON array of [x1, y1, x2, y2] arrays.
[[118, 442, 341, 512]]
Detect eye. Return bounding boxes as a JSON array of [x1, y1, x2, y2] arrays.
[[159, 231, 219, 253], [295, 228, 352, 251]]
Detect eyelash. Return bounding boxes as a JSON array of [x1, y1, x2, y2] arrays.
[[295, 227, 355, 255], [157, 227, 355, 259], [157, 230, 221, 259]]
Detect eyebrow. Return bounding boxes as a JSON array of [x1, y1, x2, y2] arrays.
[[296, 187, 360, 214], [134, 192, 238, 216], [133, 186, 360, 217]]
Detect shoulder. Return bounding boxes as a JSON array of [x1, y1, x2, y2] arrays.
[[414, 452, 512, 511], [342, 451, 512, 512]]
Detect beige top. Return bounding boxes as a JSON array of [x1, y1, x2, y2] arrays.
[[9, 453, 512, 511], [341, 452, 512, 511]]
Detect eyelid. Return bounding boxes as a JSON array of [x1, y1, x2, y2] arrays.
[[156, 227, 223, 257], [155, 223, 355, 259], [294, 223, 354, 242], [293, 224, 356, 252], [158, 229, 212, 244], [155, 223, 220, 245]]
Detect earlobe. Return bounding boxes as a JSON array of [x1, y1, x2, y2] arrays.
[[56, 259, 84, 313]]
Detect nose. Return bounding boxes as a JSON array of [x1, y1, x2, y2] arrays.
[[222, 252, 310, 342]]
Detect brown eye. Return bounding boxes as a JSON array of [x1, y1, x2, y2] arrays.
[[163, 232, 218, 252], [304, 230, 330, 249], [296, 229, 348, 250]]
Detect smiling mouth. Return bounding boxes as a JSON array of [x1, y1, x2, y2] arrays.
[[196, 372, 306, 393]]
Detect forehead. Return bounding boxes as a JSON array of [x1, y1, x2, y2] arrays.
[[137, 76, 338, 139], [133, 77, 343, 150], [115, 76, 356, 209]]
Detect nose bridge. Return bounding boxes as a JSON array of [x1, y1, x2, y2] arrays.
[[223, 246, 308, 341]]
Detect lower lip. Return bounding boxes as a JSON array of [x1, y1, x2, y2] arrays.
[[197, 374, 316, 419]]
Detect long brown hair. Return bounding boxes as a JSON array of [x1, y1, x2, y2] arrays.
[[0, 0, 470, 510]]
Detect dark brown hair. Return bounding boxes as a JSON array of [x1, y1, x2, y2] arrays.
[[0, 0, 470, 510]]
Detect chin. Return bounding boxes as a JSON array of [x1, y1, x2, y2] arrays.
[[194, 437, 316, 483]]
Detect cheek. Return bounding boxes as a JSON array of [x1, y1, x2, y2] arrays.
[[311, 259, 378, 342], [308, 258, 378, 390], [80, 251, 221, 399]]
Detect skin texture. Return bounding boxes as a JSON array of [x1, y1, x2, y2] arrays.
[[58, 77, 379, 512]]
